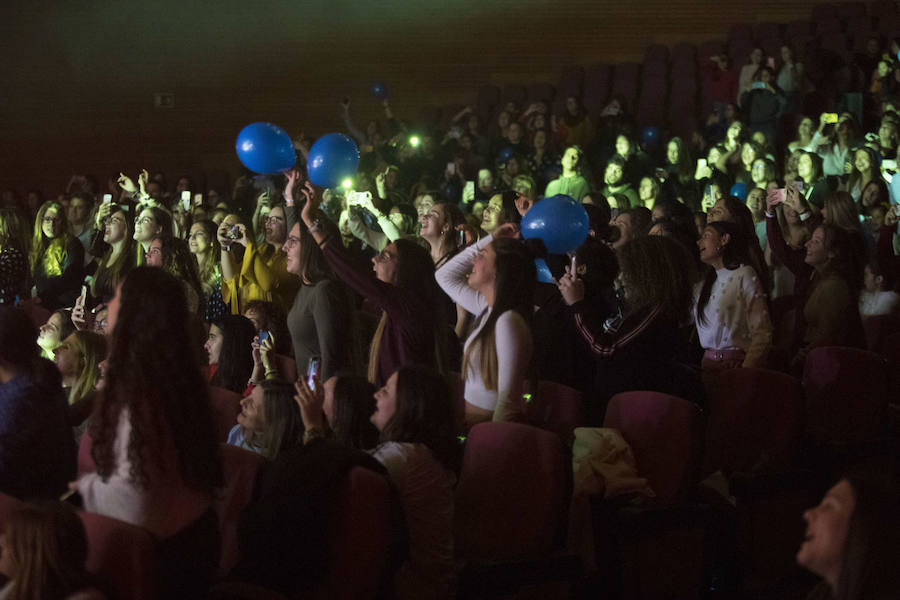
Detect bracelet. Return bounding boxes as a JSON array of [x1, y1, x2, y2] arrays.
[[303, 427, 325, 444]]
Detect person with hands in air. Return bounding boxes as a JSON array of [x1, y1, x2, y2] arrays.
[[88, 202, 135, 305], [293, 372, 379, 450], [299, 181, 444, 386], [435, 221, 536, 426]]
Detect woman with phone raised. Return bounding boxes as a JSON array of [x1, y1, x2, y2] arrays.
[[300, 181, 443, 386], [218, 201, 298, 315]]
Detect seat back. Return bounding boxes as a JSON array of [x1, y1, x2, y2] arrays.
[[313, 467, 394, 600], [454, 422, 569, 563], [79, 511, 157, 600], [803, 346, 888, 445], [209, 385, 243, 441], [604, 391, 703, 505], [524, 380, 583, 443], [703, 368, 804, 477], [216, 444, 264, 576]]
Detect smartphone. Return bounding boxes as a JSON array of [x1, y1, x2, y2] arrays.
[[446, 162, 456, 175], [347, 190, 372, 205], [193, 193, 202, 207], [306, 357, 321, 391], [823, 113, 839, 124], [102, 193, 112, 203], [458, 229, 467, 247], [257, 330, 270, 346], [181, 190, 191, 211], [228, 225, 242, 240]]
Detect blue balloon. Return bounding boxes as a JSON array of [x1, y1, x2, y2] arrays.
[[371, 82, 389, 100], [307, 133, 360, 188], [521, 194, 589, 255], [535, 258, 553, 284], [235, 122, 296, 174], [641, 126, 661, 147], [498, 146, 515, 164], [730, 182, 748, 201]]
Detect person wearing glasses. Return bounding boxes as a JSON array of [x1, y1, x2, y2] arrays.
[[29, 201, 84, 310], [217, 203, 298, 314]]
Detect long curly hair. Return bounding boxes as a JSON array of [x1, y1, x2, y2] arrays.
[[153, 235, 205, 315], [90, 267, 222, 491]]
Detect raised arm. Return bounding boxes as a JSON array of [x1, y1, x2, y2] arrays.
[[435, 236, 490, 316]]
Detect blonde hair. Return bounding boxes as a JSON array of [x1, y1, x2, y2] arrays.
[[60, 331, 107, 406], [29, 201, 72, 276]]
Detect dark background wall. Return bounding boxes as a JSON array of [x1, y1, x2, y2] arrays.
[[1, 1, 833, 194]]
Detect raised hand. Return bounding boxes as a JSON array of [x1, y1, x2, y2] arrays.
[[556, 267, 585, 306], [117, 173, 136, 193], [293, 377, 325, 431]]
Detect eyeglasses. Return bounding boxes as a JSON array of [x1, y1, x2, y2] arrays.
[[265, 215, 284, 224], [42, 216, 62, 224]]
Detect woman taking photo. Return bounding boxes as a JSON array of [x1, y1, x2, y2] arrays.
[[188, 219, 228, 322], [436, 224, 536, 425], [218, 203, 298, 314], [0, 208, 29, 306], [90, 202, 136, 306], [75, 267, 222, 598], [300, 182, 443, 386], [30, 200, 84, 310], [694, 220, 772, 382]]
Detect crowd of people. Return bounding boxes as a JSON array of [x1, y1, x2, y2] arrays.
[[2, 25, 900, 600]]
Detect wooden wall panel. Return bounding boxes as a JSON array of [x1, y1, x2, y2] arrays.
[[0, 1, 867, 194]]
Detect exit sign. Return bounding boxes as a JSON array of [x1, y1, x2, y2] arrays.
[[154, 93, 175, 108]]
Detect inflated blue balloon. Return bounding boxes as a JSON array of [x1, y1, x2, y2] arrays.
[[641, 126, 661, 147], [371, 82, 389, 100], [498, 146, 515, 164], [535, 258, 553, 284], [520, 194, 589, 255], [730, 182, 748, 201], [307, 133, 360, 189], [235, 122, 296, 174]]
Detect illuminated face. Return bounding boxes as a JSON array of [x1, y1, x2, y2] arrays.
[[188, 223, 210, 254], [264, 206, 287, 246], [751, 159, 768, 184], [727, 121, 743, 142], [616, 135, 630, 157], [481, 194, 503, 233], [477, 170, 494, 193], [604, 162, 623, 186], [371, 242, 399, 284], [468, 241, 497, 292], [370, 371, 399, 431], [612, 213, 634, 250], [419, 205, 447, 239], [145, 239, 163, 267], [799, 117, 814, 139], [42, 207, 62, 239], [37, 312, 65, 353], [666, 141, 679, 166], [796, 480, 855, 584], [561, 148, 580, 172], [697, 226, 727, 265], [797, 154, 813, 180], [638, 177, 655, 201], [708, 147, 721, 165], [133, 209, 160, 243], [205, 324, 224, 365], [741, 143, 756, 168], [237, 385, 266, 433], [413, 194, 435, 218], [282, 223, 302, 276], [854, 149, 871, 173], [104, 211, 127, 245], [53, 333, 81, 379], [746, 189, 766, 215]]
